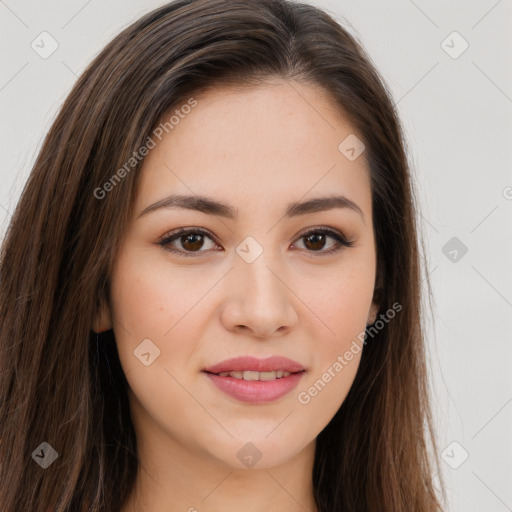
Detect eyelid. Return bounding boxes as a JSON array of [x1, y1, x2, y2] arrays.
[[291, 225, 355, 253], [157, 227, 220, 256], [158, 225, 355, 257]]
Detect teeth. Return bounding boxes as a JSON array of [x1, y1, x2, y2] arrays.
[[217, 370, 293, 380]]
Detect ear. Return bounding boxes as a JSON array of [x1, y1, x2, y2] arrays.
[[92, 296, 113, 333], [367, 260, 385, 325], [367, 285, 383, 326]]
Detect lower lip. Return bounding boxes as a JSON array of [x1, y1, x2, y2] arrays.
[[204, 371, 305, 404]]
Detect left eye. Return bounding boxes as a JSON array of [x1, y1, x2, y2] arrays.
[[293, 229, 349, 253], [158, 227, 354, 257]]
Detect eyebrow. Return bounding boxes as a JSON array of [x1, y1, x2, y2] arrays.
[[137, 193, 365, 222]]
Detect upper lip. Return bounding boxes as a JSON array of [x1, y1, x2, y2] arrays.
[[203, 356, 305, 374]]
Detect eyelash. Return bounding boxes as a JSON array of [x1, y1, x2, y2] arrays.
[[157, 226, 355, 258]]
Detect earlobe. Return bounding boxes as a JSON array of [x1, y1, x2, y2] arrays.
[[367, 288, 382, 326], [92, 297, 113, 333], [367, 304, 378, 326]]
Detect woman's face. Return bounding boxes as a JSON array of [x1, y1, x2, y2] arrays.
[[101, 78, 379, 470]]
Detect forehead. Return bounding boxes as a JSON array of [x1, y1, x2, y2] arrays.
[[135, 79, 371, 220]]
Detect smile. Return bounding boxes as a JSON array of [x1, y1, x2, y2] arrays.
[[204, 370, 305, 404], [215, 370, 295, 380]]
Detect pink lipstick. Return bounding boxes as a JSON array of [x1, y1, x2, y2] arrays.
[[203, 356, 305, 404]]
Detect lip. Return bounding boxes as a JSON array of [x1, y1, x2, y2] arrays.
[[204, 371, 305, 404], [202, 356, 306, 404], [203, 356, 305, 374]]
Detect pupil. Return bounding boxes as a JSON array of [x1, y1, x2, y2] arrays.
[[182, 234, 203, 251], [305, 233, 325, 251], [179, 233, 328, 252]]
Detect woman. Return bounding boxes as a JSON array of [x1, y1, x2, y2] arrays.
[[0, 0, 446, 510]]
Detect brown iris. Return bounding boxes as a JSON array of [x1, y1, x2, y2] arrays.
[[303, 232, 326, 251], [180, 233, 205, 251]]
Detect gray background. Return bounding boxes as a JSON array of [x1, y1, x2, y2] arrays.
[[1, 1, 511, 510]]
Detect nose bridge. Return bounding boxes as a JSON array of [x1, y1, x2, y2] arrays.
[[235, 241, 285, 306], [221, 237, 297, 336]]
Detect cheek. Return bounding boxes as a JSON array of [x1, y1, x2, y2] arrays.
[[108, 249, 209, 431], [295, 256, 375, 412], [110, 245, 210, 334], [108, 248, 202, 375], [110, 253, 172, 335], [297, 256, 375, 345]]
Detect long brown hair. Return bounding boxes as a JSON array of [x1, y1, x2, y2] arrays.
[[0, 0, 446, 510]]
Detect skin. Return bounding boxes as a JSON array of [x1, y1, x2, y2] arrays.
[[94, 78, 380, 512]]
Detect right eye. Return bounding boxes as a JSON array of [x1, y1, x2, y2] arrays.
[[158, 227, 221, 257]]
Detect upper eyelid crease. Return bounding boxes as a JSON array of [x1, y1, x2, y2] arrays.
[[158, 226, 354, 257], [137, 194, 365, 224]]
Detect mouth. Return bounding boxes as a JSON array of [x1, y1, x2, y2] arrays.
[[203, 369, 306, 404], [202, 356, 306, 403], [202, 355, 305, 375], [205, 369, 305, 381]]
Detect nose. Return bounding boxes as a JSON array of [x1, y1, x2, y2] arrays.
[[219, 253, 298, 339]]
